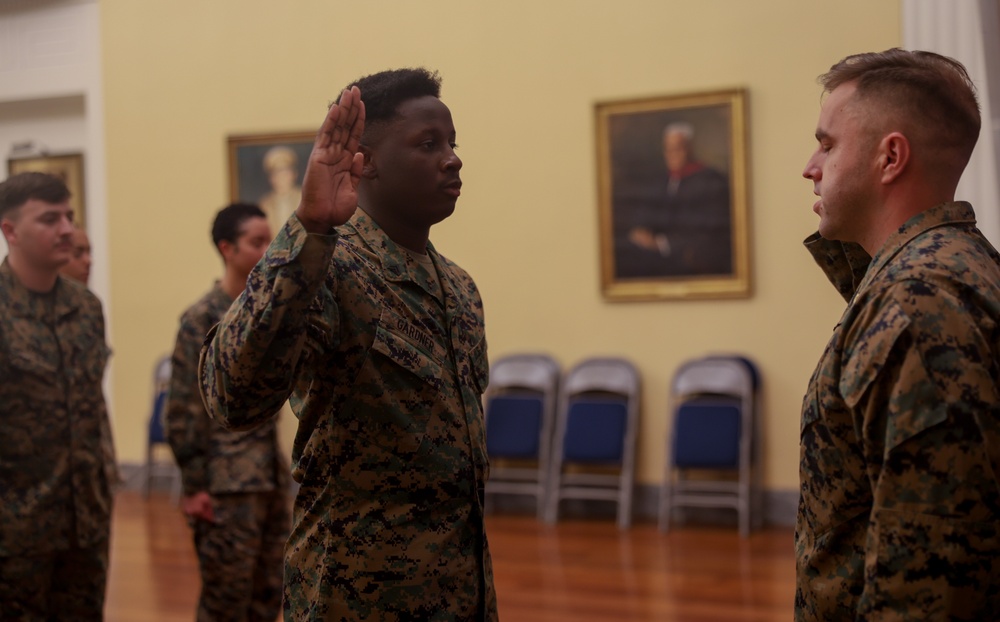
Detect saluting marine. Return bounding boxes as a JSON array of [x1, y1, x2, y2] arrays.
[[200, 69, 498, 620]]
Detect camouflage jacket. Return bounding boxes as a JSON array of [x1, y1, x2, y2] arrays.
[[796, 202, 1000, 620], [0, 259, 115, 556], [166, 282, 287, 497], [200, 211, 496, 621]]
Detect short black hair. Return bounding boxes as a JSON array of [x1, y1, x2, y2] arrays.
[[211, 203, 266, 252], [0, 172, 71, 221], [346, 67, 442, 144]]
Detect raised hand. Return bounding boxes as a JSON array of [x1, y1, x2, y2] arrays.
[[296, 86, 366, 233]]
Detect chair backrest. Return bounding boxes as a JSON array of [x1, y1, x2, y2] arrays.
[[558, 357, 640, 465], [153, 355, 172, 392], [563, 357, 640, 398], [149, 355, 173, 444], [672, 357, 753, 401], [484, 353, 560, 460], [487, 353, 560, 395], [669, 355, 758, 470]]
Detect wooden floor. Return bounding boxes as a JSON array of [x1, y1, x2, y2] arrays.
[[106, 492, 795, 621]]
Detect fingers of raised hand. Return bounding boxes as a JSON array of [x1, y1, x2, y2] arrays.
[[316, 87, 364, 154]]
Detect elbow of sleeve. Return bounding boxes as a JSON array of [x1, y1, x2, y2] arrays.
[[198, 364, 282, 432]]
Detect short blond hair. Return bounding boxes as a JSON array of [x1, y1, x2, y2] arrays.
[[820, 48, 980, 170]]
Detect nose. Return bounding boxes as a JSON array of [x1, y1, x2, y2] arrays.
[[443, 147, 462, 172], [803, 152, 820, 181], [59, 214, 75, 235]]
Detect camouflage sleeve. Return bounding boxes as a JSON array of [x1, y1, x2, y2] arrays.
[[165, 305, 214, 496], [840, 280, 1000, 618], [199, 214, 338, 431]]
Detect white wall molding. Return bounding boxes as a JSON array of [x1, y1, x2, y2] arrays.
[[903, 0, 1000, 246]]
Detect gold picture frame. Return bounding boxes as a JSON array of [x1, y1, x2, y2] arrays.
[[227, 131, 314, 235], [7, 153, 87, 228], [596, 89, 751, 301]]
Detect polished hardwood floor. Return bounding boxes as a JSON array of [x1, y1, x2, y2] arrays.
[[106, 492, 795, 621]]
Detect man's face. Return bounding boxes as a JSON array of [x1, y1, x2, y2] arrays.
[[1, 199, 75, 271], [366, 95, 463, 229], [223, 216, 272, 278], [60, 228, 92, 285], [664, 131, 690, 174], [802, 82, 879, 242]]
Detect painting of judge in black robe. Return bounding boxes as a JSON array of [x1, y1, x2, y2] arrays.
[[612, 119, 733, 279]]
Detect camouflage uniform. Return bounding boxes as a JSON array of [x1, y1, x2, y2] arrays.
[[797, 202, 1000, 620], [0, 258, 115, 620], [200, 211, 496, 621], [166, 282, 290, 622]]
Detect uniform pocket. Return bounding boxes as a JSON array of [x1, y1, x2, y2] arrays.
[[839, 298, 910, 410], [345, 324, 447, 455]]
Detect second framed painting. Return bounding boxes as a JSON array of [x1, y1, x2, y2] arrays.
[[595, 88, 751, 301], [228, 131, 314, 235]]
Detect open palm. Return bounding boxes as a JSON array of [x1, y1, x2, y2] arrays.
[[297, 86, 366, 233]]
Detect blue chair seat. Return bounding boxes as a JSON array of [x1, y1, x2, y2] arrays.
[[486, 395, 544, 459], [562, 397, 628, 463], [672, 395, 741, 469]]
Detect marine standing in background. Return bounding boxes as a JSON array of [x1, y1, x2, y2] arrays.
[[60, 225, 93, 285], [200, 69, 498, 620], [0, 172, 116, 620], [797, 48, 1000, 619], [165, 203, 289, 622]]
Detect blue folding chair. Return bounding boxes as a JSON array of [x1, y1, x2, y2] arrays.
[[545, 357, 640, 529], [484, 353, 560, 519], [143, 355, 181, 502], [659, 355, 761, 536]]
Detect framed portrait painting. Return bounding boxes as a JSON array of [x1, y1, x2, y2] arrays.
[[595, 89, 751, 301], [228, 131, 314, 235], [7, 153, 86, 227]]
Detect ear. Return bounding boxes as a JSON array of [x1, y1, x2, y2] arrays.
[[0, 219, 15, 244], [217, 239, 235, 262], [877, 132, 909, 184], [360, 145, 378, 180]]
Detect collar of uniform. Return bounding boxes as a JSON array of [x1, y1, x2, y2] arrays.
[[803, 233, 871, 303], [0, 257, 82, 320], [348, 209, 441, 285], [852, 201, 977, 300]]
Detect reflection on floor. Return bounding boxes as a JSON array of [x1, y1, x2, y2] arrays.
[[105, 491, 794, 622]]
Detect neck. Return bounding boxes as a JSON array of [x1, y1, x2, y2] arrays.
[[859, 184, 955, 256], [220, 269, 247, 300], [7, 253, 59, 293], [357, 203, 430, 254]]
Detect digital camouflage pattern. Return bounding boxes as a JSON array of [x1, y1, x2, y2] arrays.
[[166, 281, 288, 496], [0, 540, 108, 620], [798, 202, 1000, 620], [200, 211, 497, 621], [191, 491, 289, 622], [0, 258, 115, 618], [166, 281, 289, 621]]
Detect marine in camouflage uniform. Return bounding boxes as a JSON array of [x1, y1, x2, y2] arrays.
[[201, 72, 498, 620], [166, 203, 289, 622], [167, 282, 290, 622], [0, 172, 116, 620], [797, 50, 1000, 620]]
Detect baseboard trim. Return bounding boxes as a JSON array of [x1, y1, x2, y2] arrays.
[[120, 462, 798, 528]]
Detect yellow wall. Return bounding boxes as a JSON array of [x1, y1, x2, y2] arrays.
[[101, 0, 900, 490]]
